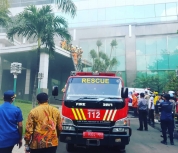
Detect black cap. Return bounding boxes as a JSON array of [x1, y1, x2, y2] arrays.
[[163, 94, 170, 100], [140, 93, 145, 97], [37, 92, 48, 103], [4, 90, 16, 101]]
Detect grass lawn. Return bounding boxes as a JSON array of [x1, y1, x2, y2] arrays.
[[0, 100, 32, 134]]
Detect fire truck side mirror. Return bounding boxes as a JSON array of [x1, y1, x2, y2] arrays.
[[121, 87, 128, 98], [52, 86, 59, 96]]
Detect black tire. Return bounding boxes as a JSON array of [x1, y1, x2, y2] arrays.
[[66, 143, 76, 152]]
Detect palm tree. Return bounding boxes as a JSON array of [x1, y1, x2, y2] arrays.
[[96, 40, 102, 56], [7, 5, 72, 107], [0, 0, 11, 27], [109, 39, 118, 60]]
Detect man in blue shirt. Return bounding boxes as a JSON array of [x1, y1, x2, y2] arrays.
[[160, 94, 174, 145], [0, 90, 23, 153]]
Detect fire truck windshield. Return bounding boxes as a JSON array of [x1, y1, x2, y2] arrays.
[[65, 77, 121, 100]]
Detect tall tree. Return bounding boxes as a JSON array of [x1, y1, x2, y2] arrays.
[[109, 39, 118, 60], [7, 5, 72, 107], [96, 40, 102, 56], [0, 0, 11, 27]]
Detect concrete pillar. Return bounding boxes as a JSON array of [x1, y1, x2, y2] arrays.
[[39, 52, 49, 93], [125, 25, 137, 87], [24, 69, 30, 100]]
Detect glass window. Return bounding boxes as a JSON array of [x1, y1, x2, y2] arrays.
[[105, 38, 113, 56], [125, 0, 134, 5], [125, 6, 134, 19], [136, 71, 147, 77], [79, 40, 89, 59], [166, 3, 177, 15], [145, 38, 157, 55], [106, 7, 116, 20], [115, 6, 126, 19], [111, 56, 125, 71], [88, 0, 97, 9], [98, 8, 105, 21], [77, 10, 89, 23], [88, 9, 97, 22], [137, 56, 147, 70], [115, 0, 125, 6], [116, 38, 125, 55], [155, 4, 166, 16], [144, 0, 154, 5], [166, 16, 177, 21], [134, 0, 144, 5], [144, 5, 155, 18], [158, 70, 167, 80], [147, 71, 158, 76], [134, 5, 145, 18], [169, 54, 178, 69], [168, 35, 178, 53], [157, 54, 169, 70], [79, 0, 89, 10], [136, 38, 146, 55], [157, 37, 167, 54], [146, 56, 158, 70]]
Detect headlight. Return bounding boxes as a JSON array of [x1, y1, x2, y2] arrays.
[[114, 118, 129, 126], [62, 116, 74, 125], [112, 118, 130, 132], [62, 116, 75, 131]]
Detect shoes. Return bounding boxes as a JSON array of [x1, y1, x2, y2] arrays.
[[171, 142, 174, 145], [161, 141, 167, 145], [137, 128, 143, 131], [160, 135, 163, 137], [145, 129, 148, 131]]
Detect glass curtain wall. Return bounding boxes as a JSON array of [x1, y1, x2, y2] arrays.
[[80, 37, 126, 83], [9, 0, 54, 7], [59, 1, 178, 28], [136, 35, 178, 78]]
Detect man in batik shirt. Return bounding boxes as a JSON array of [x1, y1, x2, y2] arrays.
[[24, 93, 62, 153]]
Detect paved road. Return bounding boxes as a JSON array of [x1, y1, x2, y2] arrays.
[[57, 118, 178, 153], [13, 109, 178, 153]]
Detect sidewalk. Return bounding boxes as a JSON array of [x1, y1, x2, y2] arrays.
[[12, 104, 62, 153]]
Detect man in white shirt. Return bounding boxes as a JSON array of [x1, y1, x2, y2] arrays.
[[148, 96, 155, 127]]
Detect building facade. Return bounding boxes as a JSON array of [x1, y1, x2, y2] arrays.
[[58, 0, 178, 87], [1, 0, 178, 100]]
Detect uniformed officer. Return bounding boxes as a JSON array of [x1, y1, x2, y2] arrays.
[[0, 90, 23, 153], [160, 94, 174, 145]]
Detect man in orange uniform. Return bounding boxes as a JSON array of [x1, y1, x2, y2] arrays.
[[132, 93, 138, 117]]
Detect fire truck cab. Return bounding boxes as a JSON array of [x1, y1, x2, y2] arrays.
[[52, 71, 132, 152]]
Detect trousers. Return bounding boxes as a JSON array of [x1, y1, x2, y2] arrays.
[[161, 120, 174, 142], [30, 146, 57, 153], [138, 110, 148, 130], [0, 146, 14, 153]]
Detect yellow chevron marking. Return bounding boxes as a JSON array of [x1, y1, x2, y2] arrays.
[[80, 109, 86, 120], [76, 109, 82, 120], [107, 110, 113, 121], [103, 110, 109, 121], [111, 110, 117, 121], [72, 108, 78, 120]]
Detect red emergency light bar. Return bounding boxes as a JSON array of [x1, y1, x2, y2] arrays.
[[72, 71, 116, 76]]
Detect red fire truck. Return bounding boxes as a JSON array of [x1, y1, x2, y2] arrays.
[[52, 71, 132, 152]]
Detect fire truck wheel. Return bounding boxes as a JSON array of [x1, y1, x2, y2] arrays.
[[66, 143, 76, 152]]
